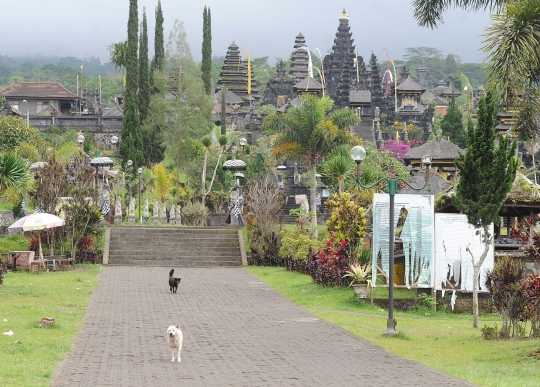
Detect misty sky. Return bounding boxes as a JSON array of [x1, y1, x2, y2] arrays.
[[0, 0, 492, 65]]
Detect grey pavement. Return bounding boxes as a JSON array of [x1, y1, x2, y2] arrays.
[[51, 266, 475, 387]]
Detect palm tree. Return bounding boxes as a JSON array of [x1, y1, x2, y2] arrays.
[[413, 0, 540, 140], [0, 152, 32, 203], [262, 94, 359, 238], [319, 145, 356, 193]]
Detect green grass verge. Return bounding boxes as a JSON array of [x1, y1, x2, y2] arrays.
[[0, 265, 101, 387], [245, 266, 540, 387]]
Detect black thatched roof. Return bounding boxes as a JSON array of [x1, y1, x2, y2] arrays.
[[396, 77, 425, 92], [214, 89, 244, 105], [403, 137, 465, 163], [398, 170, 450, 196], [350, 90, 371, 103], [294, 76, 323, 90]]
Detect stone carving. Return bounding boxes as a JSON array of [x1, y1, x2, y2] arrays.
[[143, 199, 149, 223], [297, 194, 309, 217], [160, 202, 167, 223], [114, 196, 122, 225], [169, 205, 176, 224], [153, 200, 159, 225], [128, 197, 135, 225]]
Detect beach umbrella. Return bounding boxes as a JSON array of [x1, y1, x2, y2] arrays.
[[8, 213, 66, 260]]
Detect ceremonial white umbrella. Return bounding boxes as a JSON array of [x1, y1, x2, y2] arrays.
[[8, 213, 66, 260]]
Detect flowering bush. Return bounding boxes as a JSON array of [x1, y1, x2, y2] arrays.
[[379, 139, 411, 160]]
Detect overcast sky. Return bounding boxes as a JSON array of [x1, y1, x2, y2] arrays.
[[0, 0, 492, 65]]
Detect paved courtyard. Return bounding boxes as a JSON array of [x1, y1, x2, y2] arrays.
[[51, 266, 476, 387]]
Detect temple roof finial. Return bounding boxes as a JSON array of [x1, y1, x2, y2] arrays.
[[340, 9, 348, 19]]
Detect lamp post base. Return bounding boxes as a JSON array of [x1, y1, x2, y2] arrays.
[[384, 318, 398, 336]]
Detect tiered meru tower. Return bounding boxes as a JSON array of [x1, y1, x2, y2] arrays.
[[323, 9, 358, 101], [289, 33, 310, 83], [217, 41, 260, 107]]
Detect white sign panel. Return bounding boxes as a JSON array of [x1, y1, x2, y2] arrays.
[[434, 214, 494, 291], [372, 194, 434, 288]]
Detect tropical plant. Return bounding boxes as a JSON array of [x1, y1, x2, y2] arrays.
[[309, 233, 350, 287], [453, 92, 519, 328], [181, 201, 208, 226], [279, 229, 323, 261], [152, 163, 174, 204], [263, 94, 359, 238], [342, 262, 372, 287], [319, 144, 356, 193], [0, 152, 32, 203], [379, 139, 411, 161]]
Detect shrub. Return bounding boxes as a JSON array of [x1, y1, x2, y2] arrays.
[[181, 201, 209, 226], [521, 275, 540, 338], [244, 178, 284, 260], [325, 192, 368, 260], [485, 256, 527, 339], [481, 324, 500, 340], [309, 234, 350, 287], [279, 229, 323, 261]]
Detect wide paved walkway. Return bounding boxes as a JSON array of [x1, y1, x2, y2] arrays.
[[51, 266, 475, 387]]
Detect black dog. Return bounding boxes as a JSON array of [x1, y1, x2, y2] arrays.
[[169, 269, 181, 293]]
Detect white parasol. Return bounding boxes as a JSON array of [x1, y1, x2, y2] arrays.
[[8, 213, 66, 260]]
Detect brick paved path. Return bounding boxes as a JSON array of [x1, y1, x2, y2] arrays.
[[51, 267, 475, 387]]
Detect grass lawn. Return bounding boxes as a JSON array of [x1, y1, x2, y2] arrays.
[[245, 266, 540, 387], [0, 265, 101, 387]]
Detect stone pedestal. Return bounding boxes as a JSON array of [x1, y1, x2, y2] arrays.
[[114, 214, 122, 225], [128, 215, 135, 225]]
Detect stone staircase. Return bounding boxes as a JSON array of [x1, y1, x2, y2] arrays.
[[105, 226, 243, 267]]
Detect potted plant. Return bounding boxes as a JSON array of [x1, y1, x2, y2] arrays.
[[343, 262, 372, 299]]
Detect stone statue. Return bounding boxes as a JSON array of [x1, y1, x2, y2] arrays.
[[298, 194, 309, 218], [153, 200, 159, 225], [114, 196, 122, 225], [143, 199, 149, 223], [169, 205, 176, 224], [293, 163, 300, 185], [374, 106, 380, 119], [128, 197, 135, 225], [129, 197, 135, 216], [160, 202, 167, 223], [177, 205, 182, 225]]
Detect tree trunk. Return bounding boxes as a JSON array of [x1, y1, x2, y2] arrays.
[[467, 224, 491, 328], [201, 149, 208, 206], [338, 177, 344, 194], [309, 164, 318, 239]]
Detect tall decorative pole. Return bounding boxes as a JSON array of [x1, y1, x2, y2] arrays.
[[138, 167, 143, 223], [350, 145, 432, 336]]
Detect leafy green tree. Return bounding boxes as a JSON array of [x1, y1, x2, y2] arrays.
[[163, 20, 214, 188], [262, 94, 360, 238], [141, 70, 166, 165], [220, 87, 227, 135], [440, 94, 466, 148], [119, 0, 145, 173], [444, 54, 458, 74], [139, 8, 150, 124], [452, 91, 518, 328], [149, 0, 165, 93], [201, 6, 212, 95]]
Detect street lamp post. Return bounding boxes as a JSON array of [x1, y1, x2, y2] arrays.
[[138, 167, 143, 223], [22, 100, 29, 125], [239, 137, 247, 154], [277, 165, 287, 189], [350, 145, 432, 336], [126, 160, 133, 199], [110, 135, 119, 150]]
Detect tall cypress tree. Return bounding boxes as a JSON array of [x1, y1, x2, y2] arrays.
[[139, 8, 150, 124], [452, 91, 518, 328], [119, 0, 145, 171], [201, 6, 212, 95], [149, 0, 165, 93]]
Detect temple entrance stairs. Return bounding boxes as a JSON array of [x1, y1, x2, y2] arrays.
[[352, 121, 376, 144], [106, 226, 243, 267]]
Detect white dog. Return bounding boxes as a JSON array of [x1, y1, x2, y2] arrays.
[[167, 324, 183, 363]]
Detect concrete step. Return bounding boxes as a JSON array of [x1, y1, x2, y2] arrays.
[[108, 250, 240, 257], [108, 259, 241, 267]]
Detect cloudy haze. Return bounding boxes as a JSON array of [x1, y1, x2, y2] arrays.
[[0, 0, 491, 64]]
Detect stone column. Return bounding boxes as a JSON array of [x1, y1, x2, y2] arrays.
[[160, 203, 167, 224], [176, 205, 182, 225], [169, 205, 176, 224]]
